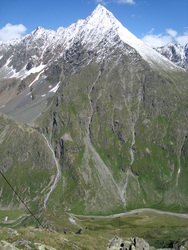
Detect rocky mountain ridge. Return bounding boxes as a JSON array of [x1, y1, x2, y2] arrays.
[[0, 5, 184, 124], [0, 5, 182, 75], [155, 42, 188, 69]]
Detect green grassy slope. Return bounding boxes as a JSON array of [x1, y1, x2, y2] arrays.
[[0, 113, 56, 213], [36, 44, 188, 215]]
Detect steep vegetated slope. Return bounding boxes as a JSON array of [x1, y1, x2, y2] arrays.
[[0, 5, 188, 217], [37, 42, 188, 214], [0, 113, 56, 213]]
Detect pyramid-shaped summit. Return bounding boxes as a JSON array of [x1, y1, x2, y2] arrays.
[[64, 4, 181, 70], [86, 4, 118, 25]]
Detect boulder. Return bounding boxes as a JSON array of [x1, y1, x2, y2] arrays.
[[34, 243, 57, 250], [132, 237, 149, 250]]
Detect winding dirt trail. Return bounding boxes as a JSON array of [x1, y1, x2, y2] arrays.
[[0, 214, 30, 225], [71, 208, 188, 219]]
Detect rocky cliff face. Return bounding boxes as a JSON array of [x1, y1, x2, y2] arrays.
[[0, 5, 188, 215]]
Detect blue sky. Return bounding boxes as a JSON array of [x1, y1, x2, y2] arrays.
[[0, 0, 188, 47]]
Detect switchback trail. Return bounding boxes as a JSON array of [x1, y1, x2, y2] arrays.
[[0, 214, 30, 225]]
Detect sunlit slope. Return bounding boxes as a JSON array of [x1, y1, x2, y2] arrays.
[[0, 113, 56, 212], [37, 43, 188, 214]]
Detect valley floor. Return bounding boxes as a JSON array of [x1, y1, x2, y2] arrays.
[[1, 208, 187, 250]]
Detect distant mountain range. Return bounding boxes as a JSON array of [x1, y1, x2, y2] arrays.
[[155, 42, 188, 69]]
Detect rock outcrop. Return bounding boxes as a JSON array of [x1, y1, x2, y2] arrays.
[[0, 240, 19, 250], [107, 236, 149, 250], [107, 236, 187, 250]]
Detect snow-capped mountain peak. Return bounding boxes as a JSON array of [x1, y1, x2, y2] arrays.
[[77, 5, 180, 70], [86, 4, 118, 28], [0, 4, 186, 125], [54, 4, 120, 51], [0, 4, 184, 78], [155, 42, 188, 69]]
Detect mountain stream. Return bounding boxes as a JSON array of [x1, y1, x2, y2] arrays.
[[42, 134, 61, 209], [86, 68, 127, 205], [176, 134, 187, 186]]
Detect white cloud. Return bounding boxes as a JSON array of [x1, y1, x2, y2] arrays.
[[176, 31, 188, 46], [96, 0, 104, 3], [95, 0, 135, 5], [141, 28, 188, 48], [0, 23, 27, 42], [142, 33, 172, 48], [95, 0, 107, 5], [166, 28, 177, 38], [116, 0, 135, 4]]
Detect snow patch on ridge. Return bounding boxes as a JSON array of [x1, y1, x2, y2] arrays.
[[49, 82, 60, 93], [27, 64, 45, 74], [1, 59, 46, 81], [29, 69, 45, 87], [18, 64, 46, 80]]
